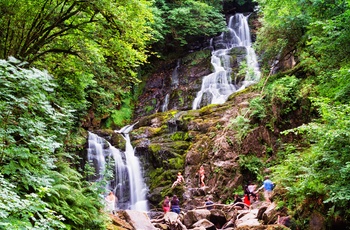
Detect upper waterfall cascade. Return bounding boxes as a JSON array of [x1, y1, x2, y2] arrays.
[[192, 13, 261, 110]]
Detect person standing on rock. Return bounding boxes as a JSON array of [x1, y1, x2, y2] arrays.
[[162, 196, 171, 213], [170, 195, 181, 214], [243, 193, 250, 207], [105, 191, 117, 214], [258, 176, 274, 203], [198, 165, 205, 187], [247, 181, 258, 201]]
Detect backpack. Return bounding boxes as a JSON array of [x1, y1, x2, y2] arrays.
[[244, 185, 250, 194]]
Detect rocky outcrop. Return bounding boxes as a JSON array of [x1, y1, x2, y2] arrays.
[[146, 202, 292, 230], [130, 90, 277, 210], [108, 210, 155, 230], [183, 209, 211, 228]]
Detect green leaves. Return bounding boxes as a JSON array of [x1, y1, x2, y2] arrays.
[[154, 0, 226, 46], [0, 0, 157, 127], [228, 115, 252, 144], [274, 99, 350, 222], [255, 0, 350, 226], [0, 59, 105, 229]]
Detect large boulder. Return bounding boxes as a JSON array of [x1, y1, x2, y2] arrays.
[[164, 211, 179, 225], [262, 202, 278, 225], [192, 219, 216, 230], [236, 209, 262, 229], [209, 209, 227, 228], [123, 210, 157, 230], [183, 209, 211, 228]]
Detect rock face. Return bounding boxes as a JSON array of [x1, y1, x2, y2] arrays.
[[105, 20, 307, 222], [131, 90, 275, 210], [145, 201, 291, 230], [183, 209, 211, 228], [135, 49, 213, 116], [135, 43, 249, 118], [124, 210, 157, 230]]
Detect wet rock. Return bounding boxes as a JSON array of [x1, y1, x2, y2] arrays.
[[209, 209, 227, 228], [235, 211, 260, 228], [262, 202, 278, 225], [183, 209, 211, 228], [192, 219, 216, 230], [124, 210, 157, 230]]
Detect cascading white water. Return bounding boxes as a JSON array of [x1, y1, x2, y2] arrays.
[[162, 94, 169, 112], [123, 134, 149, 210], [87, 131, 149, 211], [161, 59, 181, 112], [192, 13, 261, 110], [171, 59, 181, 88]]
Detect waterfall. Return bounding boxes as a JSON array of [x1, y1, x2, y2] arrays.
[[87, 129, 149, 211], [162, 94, 169, 112], [192, 13, 261, 110], [161, 59, 181, 112], [171, 59, 181, 88]]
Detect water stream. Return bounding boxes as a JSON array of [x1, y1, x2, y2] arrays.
[[192, 13, 261, 110], [87, 129, 149, 211]]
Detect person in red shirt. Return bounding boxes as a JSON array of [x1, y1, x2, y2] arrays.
[[243, 194, 250, 206], [162, 196, 171, 213]]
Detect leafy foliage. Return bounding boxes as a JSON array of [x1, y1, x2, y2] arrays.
[[0, 0, 156, 127], [228, 115, 252, 144], [255, 0, 350, 227], [0, 59, 106, 229], [238, 154, 264, 182], [153, 0, 226, 48], [275, 99, 350, 225]]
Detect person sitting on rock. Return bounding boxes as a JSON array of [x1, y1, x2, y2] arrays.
[[243, 193, 250, 207], [233, 194, 244, 209], [171, 172, 185, 188], [205, 197, 214, 210]]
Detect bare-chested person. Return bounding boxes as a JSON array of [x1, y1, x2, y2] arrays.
[[198, 166, 205, 187], [171, 172, 185, 188]]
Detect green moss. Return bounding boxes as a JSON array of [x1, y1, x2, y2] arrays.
[[168, 156, 184, 169], [172, 141, 190, 152], [170, 132, 190, 141], [149, 143, 162, 153], [149, 168, 173, 190], [227, 87, 252, 101], [198, 103, 218, 115], [182, 50, 211, 66]]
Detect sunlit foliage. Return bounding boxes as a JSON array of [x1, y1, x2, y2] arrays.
[[255, 0, 350, 227], [0, 58, 106, 229]]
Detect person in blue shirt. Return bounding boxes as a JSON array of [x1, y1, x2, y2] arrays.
[[171, 195, 181, 214], [258, 176, 274, 203], [205, 197, 214, 210]]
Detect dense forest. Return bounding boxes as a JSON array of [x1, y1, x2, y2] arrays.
[[0, 0, 349, 229]]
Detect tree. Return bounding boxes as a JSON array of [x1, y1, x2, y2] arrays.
[[0, 58, 106, 229], [255, 0, 350, 227], [152, 0, 226, 50], [0, 0, 156, 127]]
